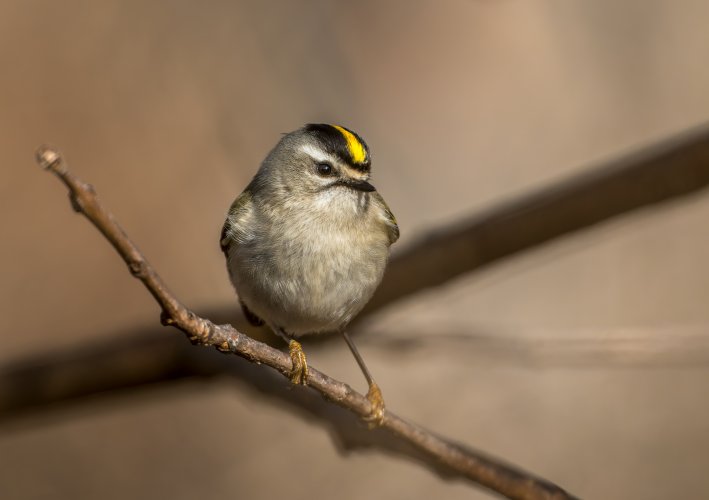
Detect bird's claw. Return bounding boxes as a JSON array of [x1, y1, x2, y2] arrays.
[[288, 339, 309, 385], [364, 382, 385, 427]]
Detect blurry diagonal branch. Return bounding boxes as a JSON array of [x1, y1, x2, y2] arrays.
[[0, 330, 558, 491], [22, 147, 574, 500], [366, 124, 709, 313]]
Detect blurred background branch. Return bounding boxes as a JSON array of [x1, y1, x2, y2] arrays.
[[365, 123, 709, 313], [0, 331, 577, 499]]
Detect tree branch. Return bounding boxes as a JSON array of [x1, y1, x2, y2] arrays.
[[365, 123, 709, 314], [31, 147, 575, 500]]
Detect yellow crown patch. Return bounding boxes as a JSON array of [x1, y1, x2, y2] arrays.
[[332, 125, 367, 165]]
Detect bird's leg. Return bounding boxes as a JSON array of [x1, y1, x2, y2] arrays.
[[275, 328, 309, 385], [342, 331, 385, 426]]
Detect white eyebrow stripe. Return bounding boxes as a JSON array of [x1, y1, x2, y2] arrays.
[[300, 143, 333, 163]]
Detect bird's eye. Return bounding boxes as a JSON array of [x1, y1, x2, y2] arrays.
[[316, 162, 333, 176]]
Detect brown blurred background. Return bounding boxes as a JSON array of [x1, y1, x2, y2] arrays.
[[2, 1, 709, 498]]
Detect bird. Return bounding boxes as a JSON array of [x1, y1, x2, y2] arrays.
[[220, 123, 399, 424]]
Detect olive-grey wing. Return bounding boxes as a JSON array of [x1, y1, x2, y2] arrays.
[[220, 189, 264, 327], [372, 191, 400, 245], [219, 189, 254, 256]]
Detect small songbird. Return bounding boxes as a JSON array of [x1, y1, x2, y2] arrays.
[[220, 124, 399, 424]]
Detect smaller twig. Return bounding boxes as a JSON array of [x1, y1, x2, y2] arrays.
[[369, 326, 709, 367], [34, 146, 576, 500]]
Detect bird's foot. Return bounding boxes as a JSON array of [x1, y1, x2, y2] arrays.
[[363, 381, 385, 427], [288, 339, 309, 385]]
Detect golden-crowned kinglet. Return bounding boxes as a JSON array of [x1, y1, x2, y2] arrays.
[[220, 124, 399, 423]]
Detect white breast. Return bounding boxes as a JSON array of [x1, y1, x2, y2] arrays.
[[228, 191, 390, 335]]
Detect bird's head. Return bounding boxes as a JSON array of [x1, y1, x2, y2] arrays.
[[257, 124, 376, 203]]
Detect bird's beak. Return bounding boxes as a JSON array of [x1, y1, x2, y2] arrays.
[[347, 179, 376, 192]]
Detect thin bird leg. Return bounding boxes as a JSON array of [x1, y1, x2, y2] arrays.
[[342, 331, 385, 426], [274, 328, 309, 385]]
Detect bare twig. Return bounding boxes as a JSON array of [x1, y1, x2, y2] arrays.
[[370, 326, 709, 367], [31, 147, 575, 500]]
